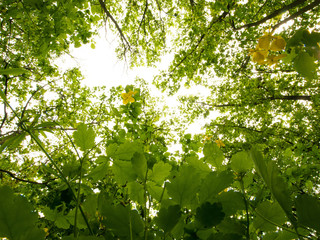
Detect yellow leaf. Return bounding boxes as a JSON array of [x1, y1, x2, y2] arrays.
[[215, 139, 225, 148], [252, 50, 268, 64], [257, 34, 273, 50], [270, 36, 286, 51]]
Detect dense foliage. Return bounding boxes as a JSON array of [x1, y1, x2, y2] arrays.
[[1, 0, 320, 239]]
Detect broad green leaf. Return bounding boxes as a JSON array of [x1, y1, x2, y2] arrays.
[[127, 181, 145, 205], [253, 201, 287, 232], [263, 231, 297, 240], [63, 236, 104, 240], [251, 148, 295, 224], [267, 161, 295, 223], [295, 194, 320, 231], [186, 155, 211, 177], [131, 152, 147, 180], [230, 151, 253, 173], [217, 218, 246, 235], [98, 196, 144, 238], [293, 52, 316, 80], [112, 160, 137, 185], [203, 142, 224, 168], [250, 148, 269, 183], [147, 181, 168, 202], [216, 191, 245, 216], [207, 233, 243, 240], [166, 165, 201, 208], [199, 171, 234, 203], [112, 141, 143, 160], [0, 185, 45, 240], [0, 68, 28, 75], [156, 205, 182, 233], [42, 206, 70, 229], [73, 123, 96, 151], [195, 202, 225, 228], [148, 161, 172, 184]]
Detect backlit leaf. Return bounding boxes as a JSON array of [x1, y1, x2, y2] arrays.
[[230, 151, 253, 173], [166, 165, 201, 208], [203, 142, 224, 168], [0, 185, 45, 240], [253, 201, 287, 232], [293, 52, 316, 80], [73, 123, 96, 151]]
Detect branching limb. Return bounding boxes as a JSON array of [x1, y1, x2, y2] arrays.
[[98, 0, 131, 51], [0, 168, 51, 185], [272, 0, 320, 30], [235, 0, 308, 30]]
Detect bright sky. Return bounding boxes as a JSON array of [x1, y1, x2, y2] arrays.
[[55, 27, 215, 136]]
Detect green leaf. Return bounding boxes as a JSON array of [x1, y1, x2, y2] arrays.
[[253, 201, 287, 232], [73, 123, 96, 151], [295, 194, 320, 231], [203, 142, 224, 168], [195, 202, 225, 228], [112, 160, 137, 185], [98, 196, 144, 238], [148, 161, 172, 184], [293, 52, 316, 80], [42, 206, 70, 229], [230, 151, 253, 173], [216, 191, 245, 216], [127, 181, 145, 205], [0, 185, 45, 240], [156, 205, 182, 233], [250, 148, 295, 224], [267, 161, 294, 223], [131, 152, 147, 180], [112, 141, 143, 160], [147, 181, 168, 202], [166, 165, 201, 208], [0, 68, 28, 76], [199, 171, 234, 203]]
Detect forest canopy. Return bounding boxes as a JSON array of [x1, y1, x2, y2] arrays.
[[0, 0, 320, 239]]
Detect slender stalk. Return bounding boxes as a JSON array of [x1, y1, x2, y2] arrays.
[[0, 91, 93, 234], [239, 176, 250, 240]]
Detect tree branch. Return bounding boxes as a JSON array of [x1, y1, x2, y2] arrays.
[[272, 0, 320, 30], [98, 0, 131, 51], [235, 0, 308, 30], [169, 10, 229, 75], [0, 168, 49, 185]]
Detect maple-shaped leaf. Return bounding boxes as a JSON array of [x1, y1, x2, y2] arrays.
[[203, 142, 224, 168], [131, 152, 147, 180], [270, 36, 286, 51], [156, 205, 182, 233], [73, 123, 96, 151], [199, 171, 234, 203], [0, 185, 45, 240], [230, 151, 253, 173], [253, 201, 287, 232], [166, 165, 201, 208], [293, 52, 316, 80], [148, 161, 172, 184], [195, 202, 225, 228]]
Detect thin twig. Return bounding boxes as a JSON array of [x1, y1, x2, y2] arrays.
[[98, 0, 131, 51]]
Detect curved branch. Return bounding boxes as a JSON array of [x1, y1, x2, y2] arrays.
[[272, 0, 320, 30], [235, 0, 308, 30], [0, 168, 49, 185], [98, 0, 131, 51]]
